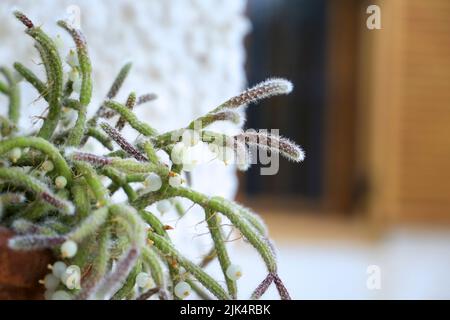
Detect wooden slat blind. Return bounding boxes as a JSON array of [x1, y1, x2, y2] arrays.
[[364, 0, 450, 222]]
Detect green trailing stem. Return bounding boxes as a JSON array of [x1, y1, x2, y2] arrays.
[[19, 20, 63, 139], [66, 103, 87, 146], [148, 232, 231, 300], [0, 67, 20, 124], [88, 62, 132, 127], [139, 210, 168, 238], [71, 180, 90, 219], [116, 92, 136, 131], [0, 167, 74, 215], [142, 140, 159, 164], [0, 80, 8, 94], [106, 63, 132, 99], [142, 246, 165, 289], [0, 137, 72, 183], [101, 167, 137, 201], [13, 62, 48, 101], [110, 158, 168, 177], [104, 100, 158, 136], [0, 116, 15, 137], [95, 226, 112, 277], [68, 207, 109, 242], [85, 126, 114, 150], [126, 173, 147, 183], [138, 209, 189, 299], [58, 20, 91, 146], [20, 199, 53, 221], [75, 161, 110, 207], [159, 187, 278, 273], [112, 260, 142, 300], [33, 42, 52, 91], [62, 98, 82, 111], [205, 209, 237, 298], [109, 204, 146, 249], [57, 20, 92, 107]]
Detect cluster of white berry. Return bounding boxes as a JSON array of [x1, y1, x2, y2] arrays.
[[40, 240, 80, 300], [170, 129, 238, 171]]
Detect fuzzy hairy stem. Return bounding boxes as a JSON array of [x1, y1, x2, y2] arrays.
[[250, 273, 274, 300], [0, 167, 74, 215], [91, 62, 132, 123], [0, 67, 20, 124], [68, 207, 109, 242], [100, 122, 148, 162], [92, 246, 139, 299], [112, 260, 141, 300], [71, 179, 90, 220], [85, 126, 114, 150], [104, 100, 157, 136], [101, 167, 137, 201], [14, 62, 48, 101], [0, 80, 9, 94], [152, 187, 278, 274], [57, 20, 92, 146], [74, 161, 110, 207], [205, 209, 237, 299], [15, 11, 63, 139], [116, 92, 136, 131], [0, 136, 72, 183], [57, 20, 92, 107], [148, 232, 231, 300]]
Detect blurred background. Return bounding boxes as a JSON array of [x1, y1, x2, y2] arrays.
[[237, 0, 450, 299], [1, 0, 449, 299]]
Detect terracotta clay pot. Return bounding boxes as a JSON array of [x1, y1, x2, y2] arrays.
[[0, 227, 54, 299]]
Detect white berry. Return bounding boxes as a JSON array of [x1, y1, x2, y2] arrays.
[[171, 142, 187, 165], [51, 261, 67, 279], [51, 290, 72, 300], [157, 200, 172, 214], [136, 272, 153, 289], [226, 264, 242, 280], [168, 174, 183, 187], [61, 240, 78, 258], [181, 130, 200, 147], [55, 176, 67, 189], [174, 281, 191, 299], [68, 69, 79, 82], [143, 173, 162, 192], [44, 273, 60, 291], [41, 160, 54, 172], [9, 148, 21, 163], [181, 147, 201, 172], [61, 265, 81, 290]]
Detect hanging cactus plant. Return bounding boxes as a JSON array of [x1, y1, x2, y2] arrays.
[[0, 11, 304, 300]]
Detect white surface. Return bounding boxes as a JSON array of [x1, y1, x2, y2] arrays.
[[201, 228, 450, 299], [0, 0, 249, 197]]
